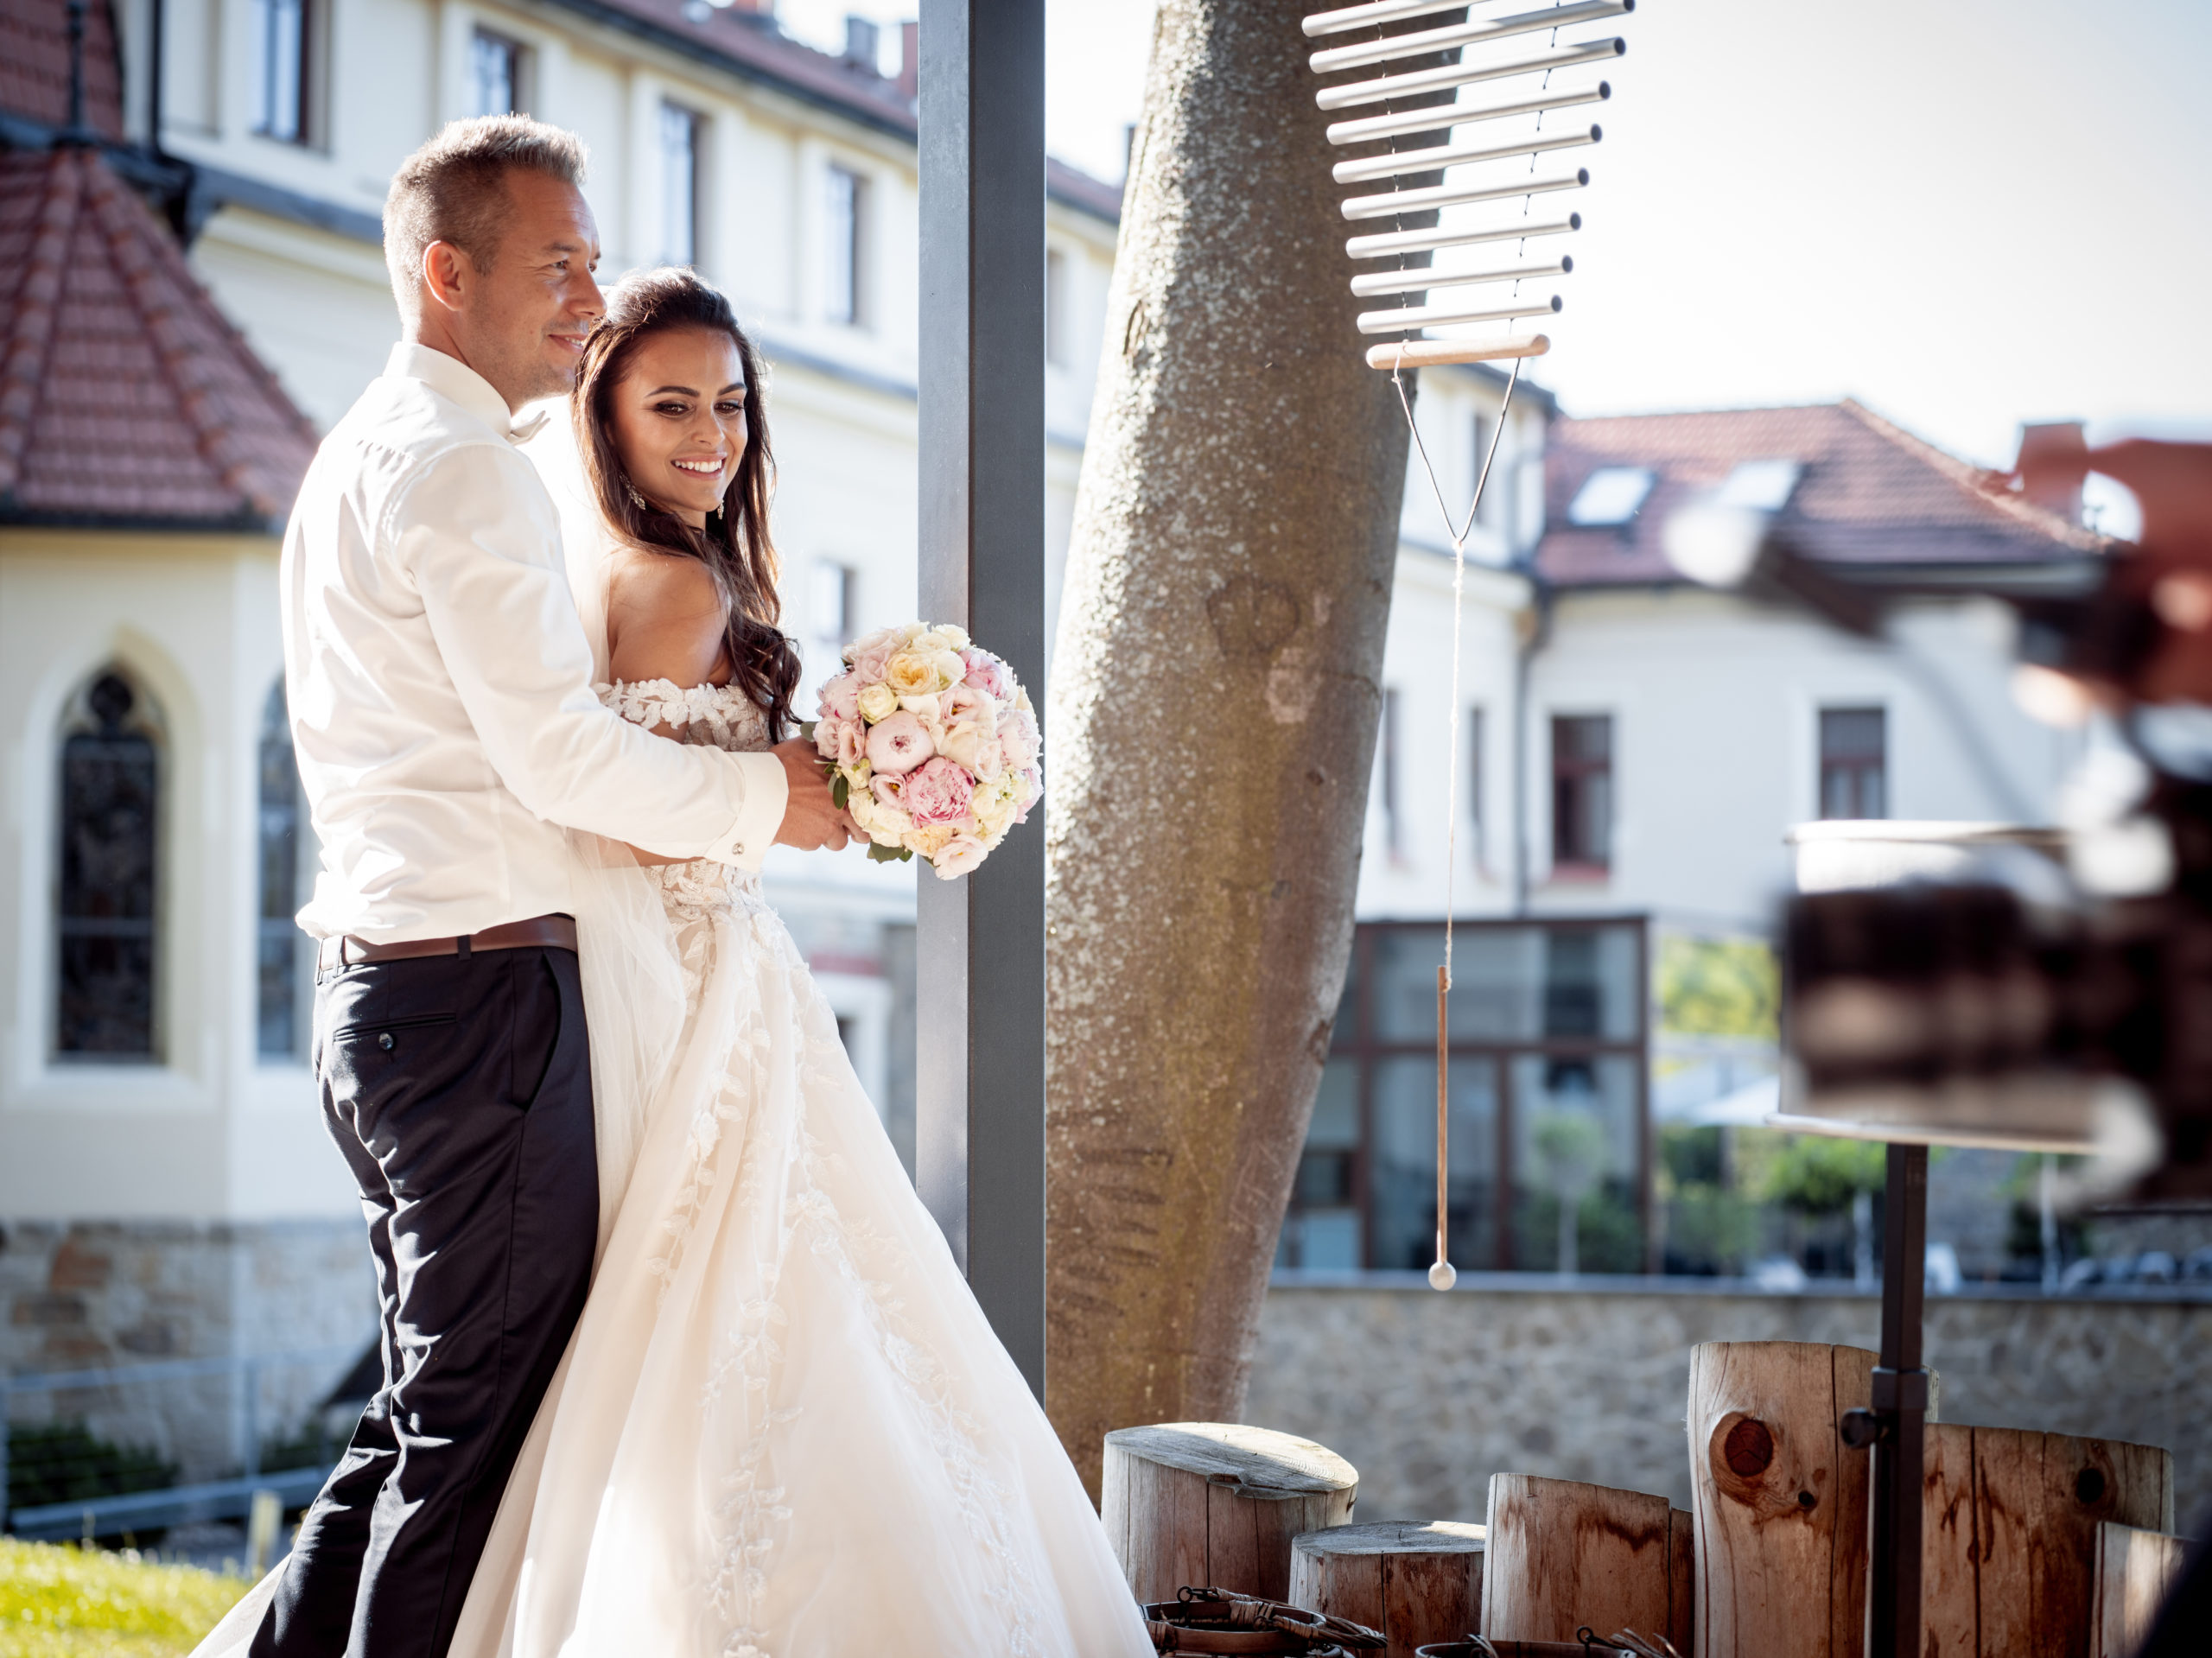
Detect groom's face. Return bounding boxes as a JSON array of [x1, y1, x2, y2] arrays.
[[465, 171, 605, 408]]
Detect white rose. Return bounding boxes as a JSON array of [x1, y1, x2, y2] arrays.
[[856, 682, 899, 723]]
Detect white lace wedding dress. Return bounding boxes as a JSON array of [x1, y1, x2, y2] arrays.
[[436, 678, 1153, 1658]]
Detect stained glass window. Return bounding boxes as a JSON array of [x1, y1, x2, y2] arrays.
[[55, 671, 160, 1059], [257, 682, 310, 1059]]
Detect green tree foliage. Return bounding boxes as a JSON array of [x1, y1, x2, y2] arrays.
[[1657, 936, 1778, 1039], [1759, 1134, 1890, 1215]]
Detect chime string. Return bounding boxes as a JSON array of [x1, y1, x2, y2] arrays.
[[1387, 345, 1523, 1283]]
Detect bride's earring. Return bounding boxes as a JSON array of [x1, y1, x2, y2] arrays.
[[626, 480, 649, 512]]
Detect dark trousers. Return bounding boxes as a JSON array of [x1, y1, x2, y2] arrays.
[[254, 944, 597, 1658]]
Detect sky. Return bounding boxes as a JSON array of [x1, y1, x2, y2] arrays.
[[780, 0, 2210, 492]]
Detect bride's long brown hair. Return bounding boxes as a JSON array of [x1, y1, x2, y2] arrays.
[[575, 267, 800, 740]]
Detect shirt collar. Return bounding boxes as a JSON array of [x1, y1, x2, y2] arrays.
[[385, 342, 553, 446]]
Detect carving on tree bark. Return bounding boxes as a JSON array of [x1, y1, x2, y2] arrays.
[[1043, 0, 1424, 1500]]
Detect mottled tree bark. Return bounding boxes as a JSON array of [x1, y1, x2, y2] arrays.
[[1045, 0, 1420, 1499]]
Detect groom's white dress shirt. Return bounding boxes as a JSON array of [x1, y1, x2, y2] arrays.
[[284, 342, 787, 944]]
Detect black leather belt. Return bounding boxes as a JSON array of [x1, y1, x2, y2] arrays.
[[316, 914, 578, 975]]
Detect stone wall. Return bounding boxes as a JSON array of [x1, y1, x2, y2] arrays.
[[2, 1220, 374, 1483], [1247, 1274, 2212, 1531]]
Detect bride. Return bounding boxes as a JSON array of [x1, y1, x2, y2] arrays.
[[187, 264, 1151, 1658], [435, 267, 1155, 1657]]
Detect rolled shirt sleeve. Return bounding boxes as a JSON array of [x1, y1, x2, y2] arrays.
[[397, 443, 785, 867]]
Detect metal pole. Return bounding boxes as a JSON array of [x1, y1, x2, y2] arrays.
[[1867, 1142, 1929, 1658], [916, 0, 1047, 1399]]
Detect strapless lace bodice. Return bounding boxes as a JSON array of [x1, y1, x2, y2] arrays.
[[601, 678, 773, 917]]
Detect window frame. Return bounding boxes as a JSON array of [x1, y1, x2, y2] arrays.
[[1817, 704, 1888, 820], [467, 29, 530, 119], [1278, 916, 1653, 1275], [249, 0, 325, 146], [1549, 712, 1614, 877], [52, 669, 165, 1064], [658, 100, 705, 268], [823, 162, 871, 328], [256, 681, 314, 1064]]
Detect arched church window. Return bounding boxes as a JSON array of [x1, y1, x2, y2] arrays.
[[257, 680, 311, 1058], [55, 670, 162, 1058]]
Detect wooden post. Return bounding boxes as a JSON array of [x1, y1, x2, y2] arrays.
[[1688, 1341, 1877, 1658], [1102, 1422, 1358, 1604], [1290, 1521, 1486, 1658], [1667, 1507, 1695, 1656], [1918, 1424, 2172, 1658], [2093, 1521, 2191, 1658], [1481, 1475, 1676, 1648]]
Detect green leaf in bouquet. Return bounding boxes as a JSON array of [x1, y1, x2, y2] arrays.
[[831, 773, 849, 810], [798, 720, 817, 743], [866, 841, 906, 863]]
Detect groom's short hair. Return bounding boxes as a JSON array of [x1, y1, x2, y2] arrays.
[[385, 116, 588, 320]]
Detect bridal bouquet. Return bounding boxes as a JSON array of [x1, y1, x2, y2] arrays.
[[810, 621, 1042, 878]]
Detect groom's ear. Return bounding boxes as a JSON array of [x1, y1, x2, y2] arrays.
[[421, 239, 474, 317]]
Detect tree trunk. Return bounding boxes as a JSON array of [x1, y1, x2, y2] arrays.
[[1044, 0, 1422, 1499]]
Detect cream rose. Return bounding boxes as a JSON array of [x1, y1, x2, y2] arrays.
[[904, 822, 957, 859], [932, 833, 989, 878], [855, 682, 899, 723], [883, 651, 953, 699]]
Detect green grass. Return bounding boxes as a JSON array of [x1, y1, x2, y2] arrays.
[[0, 1538, 249, 1657]]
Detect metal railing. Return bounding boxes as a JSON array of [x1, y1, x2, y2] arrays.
[[3, 1344, 363, 1542]]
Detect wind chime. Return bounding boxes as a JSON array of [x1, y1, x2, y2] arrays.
[[1298, 0, 1635, 1290]]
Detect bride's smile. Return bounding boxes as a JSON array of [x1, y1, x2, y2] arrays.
[[605, 325, 748, 528]]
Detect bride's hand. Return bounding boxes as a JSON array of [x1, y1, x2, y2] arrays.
[[771, 740, 855, 852]]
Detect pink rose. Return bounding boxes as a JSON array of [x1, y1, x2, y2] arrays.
[[817, 672, 861, 721], [902, 755, 976, 826], [999, 707, 1041, 771], [959, 649, 1013, 702], [836, 719, 867, 769], [847, 628, 899, 683], [865, 710, 935, 777], [1014, 767, 1042, 822], [941, 683, 991, 726], [869, 772, 907, 810], [814, 718, 840, 760], [933, 833, 989, 878]]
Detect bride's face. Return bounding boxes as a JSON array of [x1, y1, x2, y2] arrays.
[[608, 326, 749, 530]]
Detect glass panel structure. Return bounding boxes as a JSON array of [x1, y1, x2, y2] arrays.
[[1819, 706, 1886, 819], [1551, 714, 1613, 870], [469, 31, 522, 118], [55, 672, 159, 1058], [1282, 918, 1649, 1273], [659, 102, 702, 267], [825, 165, 866, 326], [251, 0, 308, 141]]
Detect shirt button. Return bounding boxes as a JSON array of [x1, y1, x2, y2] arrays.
[[734, 844, 745, 855], [378, 1032, 395, 1051]]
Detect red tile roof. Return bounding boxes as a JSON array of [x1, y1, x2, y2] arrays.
[[0, 144, 318, 528], [0, 0, 124, 139], [1537, 400, 2102, 589]]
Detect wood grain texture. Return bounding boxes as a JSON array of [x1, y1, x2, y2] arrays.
[[1915, 1425, 2175, 1658], [1290, 1520, 1485, 1658], [2093, 1521, 2190, 1658], [1687, 1341, 1875, 1658], [1481, 1475, 1673, 1646], [1666, 1509, 1694, 1657], [1103, 1422, 1357, 1604]]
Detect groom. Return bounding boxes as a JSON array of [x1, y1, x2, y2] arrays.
[[257, 116, 849, 1658]]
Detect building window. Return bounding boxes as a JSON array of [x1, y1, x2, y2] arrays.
[[257, 683, 312, 1060], [468, 30, 527, 118], [1378, 688, 1404, 859], [1819, 707, 1886, 819], [824, 164, 868, 327], [1551, 714, 1612, 873], [1465, 706, 1484, 867], [1566, 466, 1656, 529], [812, 559, 855, 651], [1045, 246, 1070, 367], [250, 0, 311, 143], [659, 102, 702, 267], [54, 670, 161, 1060], [1278, 919, 1649, 1274]]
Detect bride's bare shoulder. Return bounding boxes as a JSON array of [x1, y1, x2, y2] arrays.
[[605, 547, 728, 688]]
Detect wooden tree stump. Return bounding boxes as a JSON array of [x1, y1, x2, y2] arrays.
[[1688, 1341, 1876, 1658], [1103, 1422, 1358, 1604], [2093, 1521, 2191, 1658], [1289, 1521, 1486, 1658], [1666, 1506, 1695, 1656], [1480, 1475, 1682, 1648], [1919, 1423, 2173, 1658]]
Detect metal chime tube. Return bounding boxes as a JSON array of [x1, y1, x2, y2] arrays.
[[1340, 166, 1587, 222], [1357, 293, 1560, 333], [1365, 335, 1549, 368], [1348, 211, 1580, 260], [1326, 80, 1608, 148], [1333, 123, 1599, 187], [1309, 0, 1633, 76], [1303, 0, 1493, 37], [1349, 256, 1570, 298], [1317, 37, 1624, 113]]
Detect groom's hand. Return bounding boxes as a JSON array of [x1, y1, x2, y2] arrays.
[[771, 740, 855, 851]]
